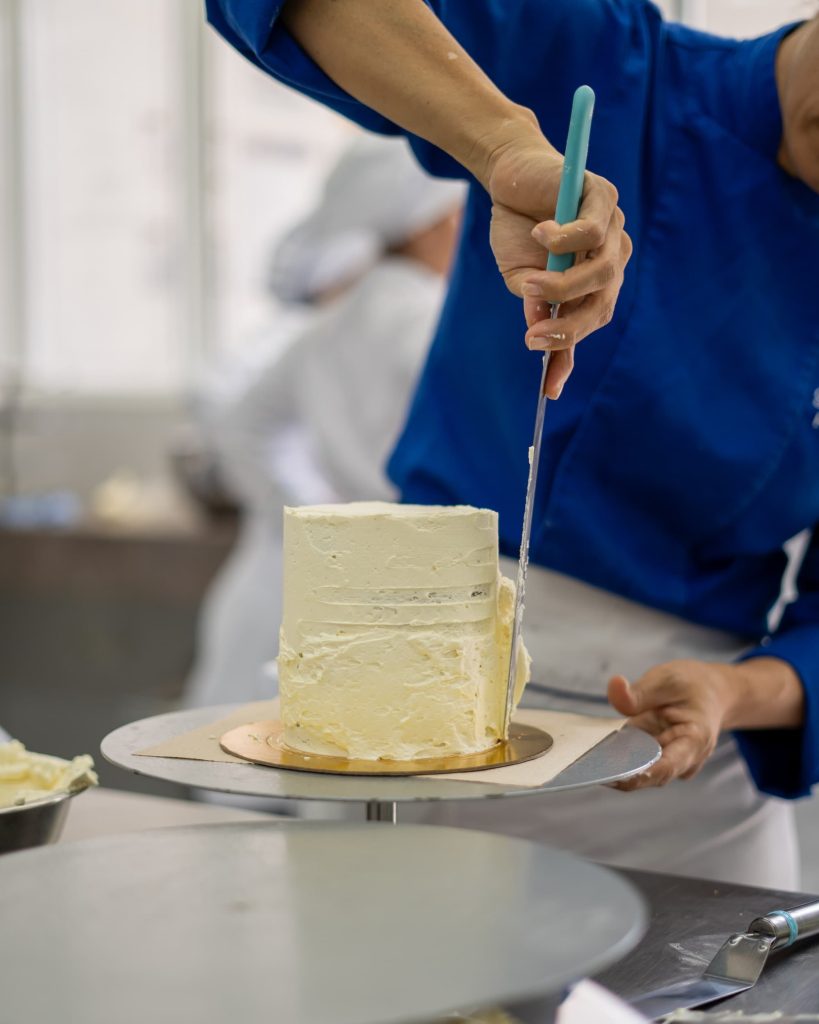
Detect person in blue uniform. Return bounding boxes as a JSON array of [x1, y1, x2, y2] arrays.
[[205, 0, 819, 886]]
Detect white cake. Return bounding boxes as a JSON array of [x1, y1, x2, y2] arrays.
[[278, 502, 531, 760]]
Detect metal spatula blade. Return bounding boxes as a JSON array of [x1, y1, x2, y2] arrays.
[[502, 84, 595, 734], [630, 901, 819, 1021], [632, 932, 775, 1020]]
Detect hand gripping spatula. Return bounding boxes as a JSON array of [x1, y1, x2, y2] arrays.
[[630, 899, 819, 1020], [502, 84, 595, 734]]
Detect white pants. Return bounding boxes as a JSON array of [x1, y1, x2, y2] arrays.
[[408, 564, 799, 890]]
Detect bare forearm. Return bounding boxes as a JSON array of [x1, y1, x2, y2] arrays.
[[281, 0, 544, 185], [720, 657, 805, 731], [280, 0, 631, 387]]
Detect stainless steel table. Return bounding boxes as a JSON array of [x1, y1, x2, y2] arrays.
[[597, 868, 819, 1018], [101, 703, 660, 821], [0, 821, 645, 1024]]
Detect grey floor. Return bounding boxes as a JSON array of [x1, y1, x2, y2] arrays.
[[796, 798, 819, 892]]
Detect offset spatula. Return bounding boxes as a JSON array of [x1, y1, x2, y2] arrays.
[[630, 899, 819, 1020], [503, 84, 595, 733]]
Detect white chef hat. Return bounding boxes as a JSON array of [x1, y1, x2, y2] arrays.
[[269, 134, 466, 303]]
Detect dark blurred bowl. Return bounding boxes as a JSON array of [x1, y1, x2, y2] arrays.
[[0, 789, 82, 855]]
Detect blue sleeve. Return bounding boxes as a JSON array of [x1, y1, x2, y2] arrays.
[[735, 530, 819, 799], [205, 0, 655, 181]]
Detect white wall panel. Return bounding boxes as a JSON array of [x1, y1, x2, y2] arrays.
[[0, 2, 20, 389], [655, 0, 679, 19], [698, 0, 812, 36], [203, 29, 351, 363], [20, 0, 188, 395]]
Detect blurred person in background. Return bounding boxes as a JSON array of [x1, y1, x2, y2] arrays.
[[185, 134, 464, 711]]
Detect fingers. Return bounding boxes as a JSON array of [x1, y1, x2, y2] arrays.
[[522, 254, 616, 307], [608, 668, 689, 717], [524, 225, 627, 352], [609, 670, 692, 792], [525, 292, 616, 351], [523, 294, 551, 330], [526, 206, 627, 306], [519, 296, 575, 399], [543, 346, 574, 400], [609, 663, 722, 791], [489, 162, 629, 401], [614, 732, 703, 791], [607, 674, 638, 716], [533, 172, 619, 256], [523, 205, 629, 363]]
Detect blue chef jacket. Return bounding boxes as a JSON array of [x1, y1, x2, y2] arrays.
[[206, 0, 819, 798]]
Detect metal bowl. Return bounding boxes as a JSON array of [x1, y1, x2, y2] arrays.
[[0, 789, 80, 855]]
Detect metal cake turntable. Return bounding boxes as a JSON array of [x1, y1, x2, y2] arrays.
[[91, 695, 656, 1020], [0, 821, 646, 1024], [102, 698, 659, 822]]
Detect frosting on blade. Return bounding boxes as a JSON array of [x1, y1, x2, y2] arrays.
[[278, 502, 530, 760]]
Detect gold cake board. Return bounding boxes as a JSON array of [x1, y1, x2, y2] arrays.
[[220, 719, 553, 777]]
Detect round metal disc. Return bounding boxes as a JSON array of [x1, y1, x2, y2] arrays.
[[220, 720, 553, 776], [102, 704, 660, 804], [0, 822, 645, 1024]]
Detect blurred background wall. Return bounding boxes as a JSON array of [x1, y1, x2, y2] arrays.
[[1, 0, 816, 878], [0, 0, 353, 504]]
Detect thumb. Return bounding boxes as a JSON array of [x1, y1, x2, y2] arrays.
[[607, 674, 641, 717]]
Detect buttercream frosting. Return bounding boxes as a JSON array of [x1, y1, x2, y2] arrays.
[[0, 741, 98, 809], [278, 502, 530, 760]]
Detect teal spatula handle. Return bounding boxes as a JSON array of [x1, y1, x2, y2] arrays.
[[546, 84, 595, 274]]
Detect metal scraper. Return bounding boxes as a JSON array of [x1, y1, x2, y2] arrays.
[[630, 899, 819, 1020], [502, 84, 596, 734]]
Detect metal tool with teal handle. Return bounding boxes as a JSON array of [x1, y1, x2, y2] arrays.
[[502, 84, 595, 735], [631, 898, 819, 1019]]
